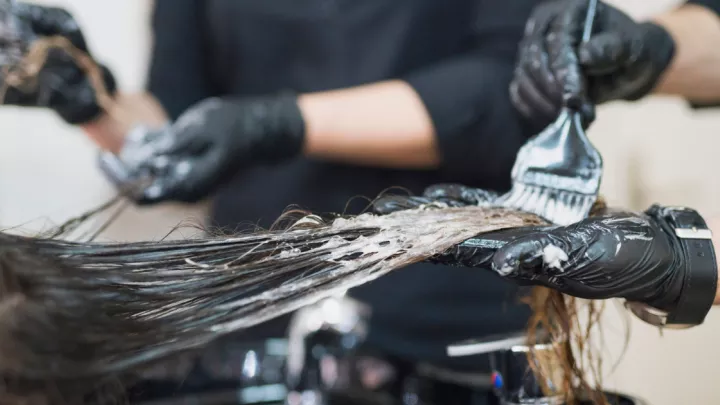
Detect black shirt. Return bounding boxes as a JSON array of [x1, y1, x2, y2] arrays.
[[147, 0, 541, 370], [689, 0, 720, 14]]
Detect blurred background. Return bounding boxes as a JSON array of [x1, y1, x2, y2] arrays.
[[0, 1, 718, 404]]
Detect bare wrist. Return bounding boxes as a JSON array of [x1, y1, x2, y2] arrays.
[[80, 113, 126, 154], [652, 4, 720, 102]]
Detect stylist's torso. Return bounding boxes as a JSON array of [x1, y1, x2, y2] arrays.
[[148, 0, 538, 369]]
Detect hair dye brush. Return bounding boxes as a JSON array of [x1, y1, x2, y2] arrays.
[[499, 0, 602, 226]]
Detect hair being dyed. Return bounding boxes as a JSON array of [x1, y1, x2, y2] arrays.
[[0, 35, 614, 405], [0, 201, 608, 404]]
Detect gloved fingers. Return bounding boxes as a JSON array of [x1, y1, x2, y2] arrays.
[[430, 243, 496, 268], [517, 23, 567, 114], [372, 187, 488, 215], [0, 82, 34, 105], [510, 71, 560, 122], [172, 98, 222, 134], [436, 226, 555, 268], [152, 131, 208, 156], [582, 73, 619, 104], [545, 2, 588, 108], [372, 195, 435, 215], [137, 150, 225, 205], [511, 4, 565, 121], [155, 105, 223, 156], [579, 100, 596, 126], [491, 233, 572, 279], [0, 7, 27, 66], [96, 137, 186, 205], [113, 127, 174, 172], [135, 158, 195, 205], [422, 184, 499, 206], [97, 151, 158, 202], [137, 177, 180, 205], [508, 79, 534, 120], [33, 59, 79, 102], [578, 31, 630, 75], [14, 3, 88, 51], [97, 151, 135, 186], [121, 124, 206, 164]]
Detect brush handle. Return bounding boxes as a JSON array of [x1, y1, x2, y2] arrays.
[[568, 0, 599, 125], [581, 0, 598, 44]]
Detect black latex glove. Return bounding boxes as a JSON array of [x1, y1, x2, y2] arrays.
[[374, 184, 685, 311], [0, 2, 116, 124], [102, 94, 306, 204], [510, 0, 676, 125]]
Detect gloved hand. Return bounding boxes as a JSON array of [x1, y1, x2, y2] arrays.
[[0, 2, 116, 124], [373, 184, 688, 311], [100, 94, 306, 204], [510, 0, 676, 125]]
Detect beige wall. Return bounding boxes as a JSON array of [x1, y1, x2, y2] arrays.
[[1, 1, 718, 404]]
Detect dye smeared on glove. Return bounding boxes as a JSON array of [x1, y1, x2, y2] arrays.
[[0, 1, 116, 124], [492, 208, 685, 310], [99, 94, 306, 204], [510, 0, 675, 125], [375, 184, 686, 310], [97, 124, 175, 199]]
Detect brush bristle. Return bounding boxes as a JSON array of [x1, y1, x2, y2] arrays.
[[500, 184, 596, 226]]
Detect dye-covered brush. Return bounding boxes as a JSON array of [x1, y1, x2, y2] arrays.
[[499, 0, 602, 226]]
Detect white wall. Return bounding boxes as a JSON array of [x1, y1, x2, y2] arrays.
[[1, 1, 718, 404]]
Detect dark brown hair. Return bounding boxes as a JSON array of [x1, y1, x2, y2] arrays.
[[0, 199, 612, 404]]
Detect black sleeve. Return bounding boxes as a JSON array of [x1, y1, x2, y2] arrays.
[[687, 0, 720, 15], [403, 1, 538, 182], [146, 0, 217, 120]]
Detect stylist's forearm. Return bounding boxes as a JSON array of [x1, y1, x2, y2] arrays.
[[80, 93, 169, 154], [298, 80, 440, 168], [653, 4, 720, 103]]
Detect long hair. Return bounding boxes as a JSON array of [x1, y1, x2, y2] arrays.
[[0, 198, 609, 404]]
